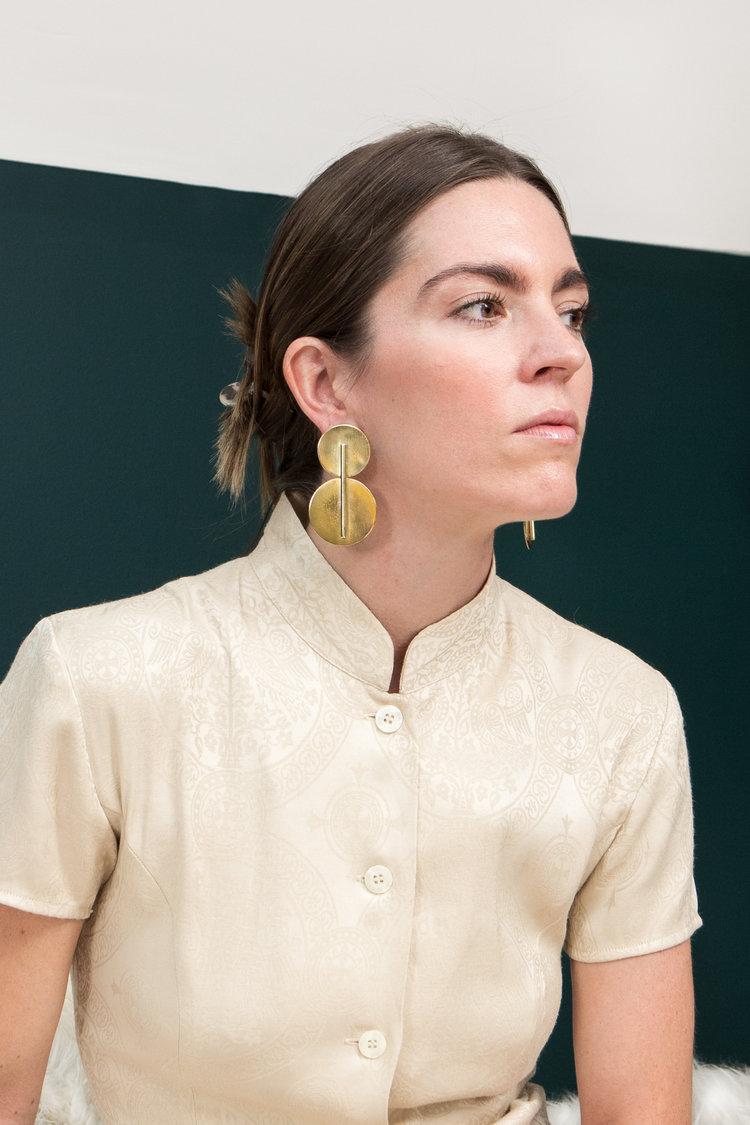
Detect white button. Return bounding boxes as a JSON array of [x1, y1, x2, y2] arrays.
[[363, 864, 393, 894], [357, 1029, 387, 1058], [374, 705, 403, 733]]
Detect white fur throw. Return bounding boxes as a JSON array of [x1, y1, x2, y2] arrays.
[[37, 977, 749, 1123]]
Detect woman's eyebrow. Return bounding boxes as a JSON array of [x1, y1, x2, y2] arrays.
[[417, 262, 590, 298]]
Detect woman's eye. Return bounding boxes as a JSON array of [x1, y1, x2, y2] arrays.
[[562, 306, 589, 332], [454, 294, 505, 324]]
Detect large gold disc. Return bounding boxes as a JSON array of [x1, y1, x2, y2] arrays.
[[316, 425, 370, 476], [308, 477, 376, 545]]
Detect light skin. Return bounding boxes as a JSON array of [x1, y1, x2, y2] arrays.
[[283, 176, 592, 692], [283, 175, 696, 1122]]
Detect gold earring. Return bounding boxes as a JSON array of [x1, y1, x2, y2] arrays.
[[308, 424, 377, 545], [523, 520, 535, 549]]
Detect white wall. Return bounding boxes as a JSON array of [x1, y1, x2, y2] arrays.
[[1, 0, 747, 254]]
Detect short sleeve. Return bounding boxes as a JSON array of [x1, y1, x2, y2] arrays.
[[0, 615, 118, 919], [563, 675, 703, 962]]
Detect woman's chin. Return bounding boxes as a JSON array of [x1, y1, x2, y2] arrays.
[[521, 487, 578, 521]]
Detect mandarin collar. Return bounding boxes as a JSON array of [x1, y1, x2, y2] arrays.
[[246, 490, 502, 695]]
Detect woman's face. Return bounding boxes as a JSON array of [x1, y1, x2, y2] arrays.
[[340, 176, 593, 535]]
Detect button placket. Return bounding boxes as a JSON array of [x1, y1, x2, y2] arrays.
[[347, 704, 398, 1064]]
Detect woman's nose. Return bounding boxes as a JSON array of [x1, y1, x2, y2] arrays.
[[523, 310, 588, 381]]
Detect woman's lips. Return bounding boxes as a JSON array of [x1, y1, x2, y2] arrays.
[[514, 424, 578, 442]]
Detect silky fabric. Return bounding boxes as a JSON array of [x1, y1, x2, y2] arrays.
[[0, 490, 702, 1124]]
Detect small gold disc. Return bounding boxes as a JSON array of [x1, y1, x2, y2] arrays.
[[308, 477, 376, 545], [316, 425, 370, 476]]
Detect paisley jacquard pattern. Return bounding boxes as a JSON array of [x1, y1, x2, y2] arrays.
[[0, 491, 702, 1124]]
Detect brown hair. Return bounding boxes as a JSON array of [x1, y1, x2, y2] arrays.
[[212, 121, 571, 531]]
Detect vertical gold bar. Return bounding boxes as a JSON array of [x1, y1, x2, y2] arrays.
[[339, 442, 347, 539]]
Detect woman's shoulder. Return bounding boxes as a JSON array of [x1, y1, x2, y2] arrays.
[[495, 573, 671, 699], [45, 555, 247, 662]]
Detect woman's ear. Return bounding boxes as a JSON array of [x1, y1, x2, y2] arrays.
[[282, 337, 349, 433]]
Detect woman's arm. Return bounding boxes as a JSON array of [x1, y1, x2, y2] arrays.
[[570, 938, 696, 1125], [0, 903, 84, 1124]]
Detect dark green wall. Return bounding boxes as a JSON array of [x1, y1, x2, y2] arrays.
[[1, 157, 747, 1092]]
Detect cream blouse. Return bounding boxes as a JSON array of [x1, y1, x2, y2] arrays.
[[0, 490, 702, 1124]]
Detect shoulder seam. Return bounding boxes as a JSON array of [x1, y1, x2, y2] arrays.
[[610, 670, 674, 842], [45, 615, 115, 834]]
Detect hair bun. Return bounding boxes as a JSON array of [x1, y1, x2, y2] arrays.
[[217, 276, 258, 349]]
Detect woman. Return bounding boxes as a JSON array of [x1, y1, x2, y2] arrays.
[[0, 124, 702, 1124]]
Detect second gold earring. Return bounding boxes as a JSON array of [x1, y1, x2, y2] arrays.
[[308, 424, 377, 545]]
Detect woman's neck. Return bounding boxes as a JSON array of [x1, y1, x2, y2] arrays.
[[287, 488, 495, 687]]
